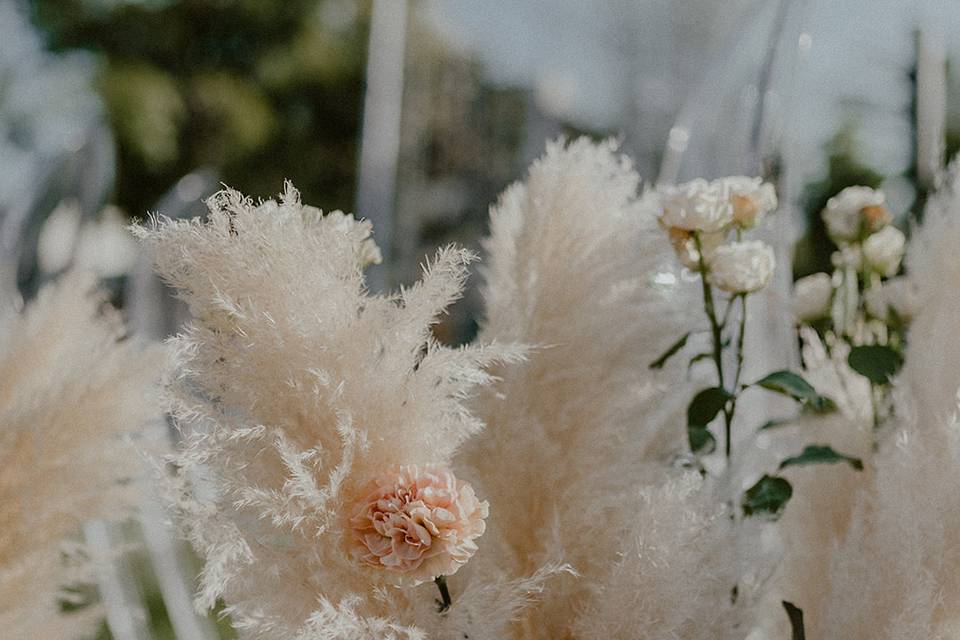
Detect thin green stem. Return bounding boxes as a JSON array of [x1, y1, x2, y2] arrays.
[[727, 294, 748, 445], [695, 236, 725, 386], [732, 294, 748, 392], [720, 295, 737, 328], [694, 233, 733, 459]]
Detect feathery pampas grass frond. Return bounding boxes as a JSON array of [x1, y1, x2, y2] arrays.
[[768, 329, 873, 637], [570, 473, 735, 640], [0, 272, 164, 639], [810, 411, 960, 639], [780, 163, 960, 638], [463, 138, 730, 636], [135, 183, 540, 639], [901, 160, 960, 427]]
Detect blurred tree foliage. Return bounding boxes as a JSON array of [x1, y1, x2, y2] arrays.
[[31, 0, 370, 215], [793, 129, 884, 279]]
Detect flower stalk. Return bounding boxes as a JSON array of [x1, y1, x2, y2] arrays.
[[435, 575, 452, 613], [695, 232, 734, 460], [658, 178, 776, 467], [728, 293, 749, 452]]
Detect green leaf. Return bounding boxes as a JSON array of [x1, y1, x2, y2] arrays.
[[754, 370, 818, 401], [811, 395, 838, 414], [782, 601, 805, 640], [649, 332, 690, 370], [687, 352, 713, 370], [848, 344, 903, 385], [758, 418, 792, 431], [753, 370, 828, 410], [687, 387, 732, 427], [779, 444, 863, 471], [742, 474, 793, 519], [687, 425, 716, 455], [758, 401, 838, 431]]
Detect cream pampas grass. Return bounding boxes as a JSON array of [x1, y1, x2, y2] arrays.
[[464, 138, 727, 636], [782, 166, 960, 638], [136, 141, 790, 638], [571, 473, 735, 640], [809, 411, 960, 638], [134, 184, 543, 639], [901, 160, 960, 426], [769, 330, 873, 636], [0, 273, 164, 639]]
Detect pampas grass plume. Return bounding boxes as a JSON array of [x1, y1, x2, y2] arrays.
[[0, 272, 164, 638], [135, 183, 534, 639]]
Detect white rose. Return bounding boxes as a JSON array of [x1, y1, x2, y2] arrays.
[[722, 176, 778, 229], [658, 179, 734, 233], [862, 226, 905, 277], [707, 241, 776, 294], [792, 272, 832, 322], [822, 186, 889, 242], [665, 226, 725, 271]]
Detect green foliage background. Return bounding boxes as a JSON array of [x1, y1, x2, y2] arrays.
[[32, 0, 371, 215]]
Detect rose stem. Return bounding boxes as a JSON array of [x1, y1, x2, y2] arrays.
[[728, 293, 748, 431], [694, 233, 733, 460]]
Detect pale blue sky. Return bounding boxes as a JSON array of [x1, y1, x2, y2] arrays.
[[425, 0, 959, 203]]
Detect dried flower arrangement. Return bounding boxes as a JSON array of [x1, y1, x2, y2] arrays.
[[127, 139, 960, 639]]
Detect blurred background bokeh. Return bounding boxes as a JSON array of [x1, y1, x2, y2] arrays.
[[1, 0, 958, 637]]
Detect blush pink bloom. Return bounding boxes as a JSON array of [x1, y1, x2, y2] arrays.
[[348, 465, 488, 586]]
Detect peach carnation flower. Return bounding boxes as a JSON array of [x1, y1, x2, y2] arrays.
[[348, 465, 488, 586]]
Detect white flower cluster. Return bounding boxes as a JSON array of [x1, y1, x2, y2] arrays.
[[795, 185, 907, 328], [658, 176, 777, 294], [822, 186, 888, 242], [821, 186, 905, 277]]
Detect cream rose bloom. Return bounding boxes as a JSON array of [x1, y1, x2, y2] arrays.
[[862, 226, 905, 277], [664, 226, 725, 271], [658, 176, 776, 234], [793, 272, 833, 322], [349, 465, 488, 586], [723, 176, 778, 229], [822, 186, 890, 242], [707, 241, 775, 294], [658, 179, 734, 233]]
